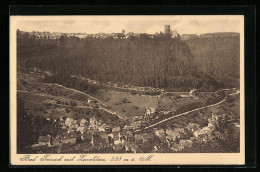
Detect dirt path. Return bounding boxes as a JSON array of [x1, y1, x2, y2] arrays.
[[41, 83, 127, 120]]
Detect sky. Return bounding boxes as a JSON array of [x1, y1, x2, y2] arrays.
[[16, 16, 242, 35]]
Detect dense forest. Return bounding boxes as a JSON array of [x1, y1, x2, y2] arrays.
[[184, 36, 240, 88], [17, 30, 239, 91]]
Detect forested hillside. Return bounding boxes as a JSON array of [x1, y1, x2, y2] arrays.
[[184, 35, 240, 88], [17, 31, 235, 91]]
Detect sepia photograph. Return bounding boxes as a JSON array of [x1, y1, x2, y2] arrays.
[[10, 15, 245, 165]]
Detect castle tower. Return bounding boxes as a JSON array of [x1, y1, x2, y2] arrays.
[[164, 25, 170, 34]]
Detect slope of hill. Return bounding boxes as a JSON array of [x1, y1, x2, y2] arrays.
[[184, 35, 240, 88], [17, 31, 230, 91]]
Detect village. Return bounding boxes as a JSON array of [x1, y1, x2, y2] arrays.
[[17, 66, 240, 154], [30, 104, 239, 153]]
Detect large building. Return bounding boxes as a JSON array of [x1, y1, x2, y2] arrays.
[[164, 25, 171, 34]]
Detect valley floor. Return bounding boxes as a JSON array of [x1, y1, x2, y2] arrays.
[[16, 68, 240, 154]]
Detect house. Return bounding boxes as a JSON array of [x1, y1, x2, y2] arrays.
[[166, 129, 180, 138], [122, 140, 131, 151], [142, 133, 154, 143], [129, 143, 140, 153], [60, 133, 69, 140], [77, 126, 87, 134], [105, 126, 112, 134], [38, 136, 51, 146], [81, 134, 92, 142], [124, 124, 134, 131], [91, 135, 106, 148], [62, 138, 77, 144], [80, 119, 88, 126], [68, 125, 77, 133], [119, 130, 127, 140], [112, 132, 121, 141], [97, 119, 103, 126], [113, 143, 124, 151], [134, 134, 144, 145], [171, 30, 179, 38], [53, 136, 61, 146], [173, 128, 185, 133], [144, 107, 157, 117], [155, 129, 166, 137], [133, 116, 143, 121], [86, 128, 98, 136], [201, 126, 213, 135], [179, 140, 193, 148], [57, 128, 68, 135], [166, 135, 178, 143], [89, 117, 97, 126], [114, 138, 122, 145], [208, 114, 219, 128], [112, 127, 121, 133], [67, 131, 77, 139], [171, 143, 184, 152], [141, 121, 149, 128], [100, 132, 110, 145], [131, 123, 141, 130], [126, 131, 135, 142], [65, 118, 74, 126], [193, 129, 207, 138], [98, 124, 107, 132], [186, 123, 200, 132]]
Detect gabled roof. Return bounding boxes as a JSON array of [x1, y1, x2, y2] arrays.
[[80, 119, 88, 124], [155, 129, 165, 134], [112, 127, 121, 132], [194, 129, 206, 136], [174, 128, 185, 133]]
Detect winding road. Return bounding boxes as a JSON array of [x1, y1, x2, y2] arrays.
[[134, 89, 240, 133], [41, 83, 127, 120]]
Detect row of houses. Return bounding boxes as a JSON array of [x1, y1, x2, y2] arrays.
[[31, 115, 154, 153]]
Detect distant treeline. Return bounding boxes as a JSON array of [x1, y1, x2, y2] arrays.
[[17, 30, 238, 91]]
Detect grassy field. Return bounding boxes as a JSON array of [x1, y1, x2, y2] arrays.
[[96, 89, 216, 117], [97, 89, 159, 116]]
